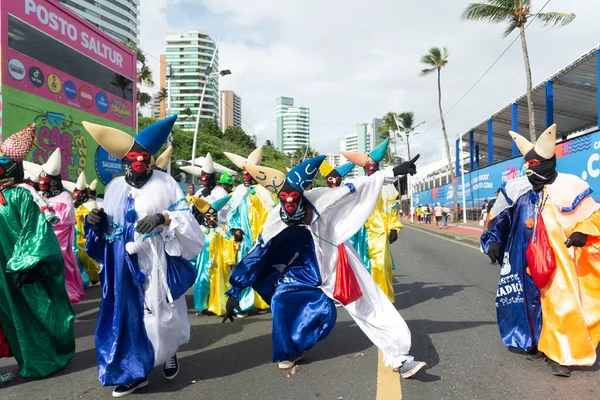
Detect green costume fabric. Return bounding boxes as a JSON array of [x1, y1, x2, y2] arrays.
[[0, 186, 75, 378]]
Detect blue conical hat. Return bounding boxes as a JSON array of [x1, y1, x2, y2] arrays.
[[369, 138, 389, 163], [136, 115, 177, 155], [211, 195, 232, 212], [286, 155, 326, 191], [336, 162, 355, 177]]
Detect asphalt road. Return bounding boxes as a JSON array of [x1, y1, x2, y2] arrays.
[[2, 226, 600, 399]]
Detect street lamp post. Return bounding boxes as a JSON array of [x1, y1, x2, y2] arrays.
[[165, 62, 173, 175], [458, 134, 467, 224]]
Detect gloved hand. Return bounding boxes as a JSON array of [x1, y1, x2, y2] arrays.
[[565, 232, 588, 248], [221, 296, 242, 323], [14, 265, 44, 289], [233, 229, 244, 243], [86, 208, 106, 226], [136, 213, 166, 234], [487, 242, 501, 264], [388, 229, 398, 244], [393, 154, 420, 176]]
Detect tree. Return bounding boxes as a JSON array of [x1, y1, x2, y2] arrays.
[[138, 92, 152, 108], [462, 1, 575, 141], [396, 112, 424, 160], [378, 111, 424, 161], [181, 108, 193, 119], [223, 126, 255, 148], [291, 146, 319, 165], [265, 140, 274, 147], [137, 64, 154, 87], [157, 87, 168, 103], [420, 47, 458, 213]]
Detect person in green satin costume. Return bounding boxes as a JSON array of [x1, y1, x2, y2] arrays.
[[0, 124, 75, 378]]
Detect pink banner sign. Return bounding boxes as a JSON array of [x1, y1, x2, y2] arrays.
[[3, 0, 135, 78]]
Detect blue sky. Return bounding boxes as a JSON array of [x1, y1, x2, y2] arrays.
[[140, 0, 600, 165]]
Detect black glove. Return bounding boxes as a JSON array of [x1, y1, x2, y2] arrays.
[[565, 232, 588, 248], [221, 296, 242, 323], [136, 213, 166, 234], [388, 229, 398, 244], [487, 242, 500, 264], [14, 265, 44, 289], [393, 154, 420, 176], [86, 208, 106, 226], [233, 229, 244, 243]]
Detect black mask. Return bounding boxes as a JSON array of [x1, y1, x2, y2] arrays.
[[73, 189, 89, 208], [39, 171, 63, 198], [0, 153, 22, 181], [524, 149, 557, 192], [325, 170, 342, 188], [192, 206, 218, 228], [242, 167, 257, 187], [122, 142, 153, 189], [278, 180, 306, 225], [152, 165, 167, 173], [200, 171, 216, 192]]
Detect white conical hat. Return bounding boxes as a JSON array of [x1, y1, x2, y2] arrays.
[[245, 163, 286, 193], [76, 171, 87, 190], [62, 180, 77, 193], [247, 146, 263, 165], [180, 165, 203, 177], [508, 131, 534, 156], [223, 152, 247, 170], [203, 152, 215, 173], [534, 124, 557, 159], [155, 146, 173, 170], [43, 148, 62, 176], [223, 147, 263, 170], [23, 161, 42, 183], [82, 122, 135, 159], [89, 179, 98, 191]]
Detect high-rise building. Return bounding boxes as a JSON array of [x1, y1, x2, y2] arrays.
[[220, 90, 242, 130], [325, 153, 341, 168], [162, 31, 219, 131], [58, 0, 140, 44], [151, 95, 162, 119], [276, 97, 310, 155]]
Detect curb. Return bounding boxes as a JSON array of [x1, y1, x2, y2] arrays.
[[404, 223, 481, 247]]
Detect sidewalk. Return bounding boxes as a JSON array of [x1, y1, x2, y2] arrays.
[[401, 217, 483, 245]]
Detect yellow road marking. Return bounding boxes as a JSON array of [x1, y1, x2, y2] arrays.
[[376, 350, 402, 400]]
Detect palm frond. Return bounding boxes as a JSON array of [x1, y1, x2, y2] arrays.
[[420, 67, 437, 77], [503, 20, 519, 37], [397, 112, 415, 131], [535, 12, 576, 27], [461, 3, 513, 23]]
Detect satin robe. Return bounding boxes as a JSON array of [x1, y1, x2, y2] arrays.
[[86, 172, 204, 386], [228, 169, 413, 367], [75, 202, 100, 283], [227, 184, 274, 311], [0, 186, 75, 377], [47, 191, 85, 304]]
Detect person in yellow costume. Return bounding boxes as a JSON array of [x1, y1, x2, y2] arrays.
[[342, 138, 407, 303], [191, 195, 238, 316], [483, 124, 600, 377], [224, 147, 276, 313]]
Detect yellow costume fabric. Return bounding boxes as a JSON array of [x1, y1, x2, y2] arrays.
[[75, 205, 99, 283], [206, 228, 238, 316], [247, 190, 270, 309], [365, 193, 402, 303], [537, 195, 600, 366]]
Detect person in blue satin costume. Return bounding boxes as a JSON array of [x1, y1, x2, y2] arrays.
[[481, 182, 542, 353]]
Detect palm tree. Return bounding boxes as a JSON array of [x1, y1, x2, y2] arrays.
[[138, 92, 152, 108], [137, 64, 154, 87], [420, 47, 458, 212], [462, 1, 575, 141], [181, 108, 193, 120], [157, 87, 168, 103], [396, 112, 425, 160]]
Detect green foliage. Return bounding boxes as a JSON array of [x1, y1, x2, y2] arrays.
[[420, 47, 449, 76], [223, 126, 255, 148]]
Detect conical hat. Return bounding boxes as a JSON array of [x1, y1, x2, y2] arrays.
[[212, 195, 232, 212], [341, 151, 369, 167], [286, 155, 325, 191], [319, 160, 335, 177], [62, 180, 77, 193], [155, 146, 173, 170], [191, 196, 211, 214], [203, 153, 215, 173], [180, 165, 203, 177], [76, 171, 87, 190], [508, 131, 534, 157], [369, 138, 389, 163], [43, 148, 62, 176], [247, 146, 263, 165], [23, 161, 42, 183], [82, 122, 134, 159], [0, 124, 36, 162], [534, 124, 557, 159], [336, 162, 355, 177], [89, 179, 98, 191], [245, 164, 287, 193], [223, 152, 247, 170], [136, 115, 177, 155]]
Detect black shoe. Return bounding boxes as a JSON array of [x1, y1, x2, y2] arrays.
[[112, 377, 148, 398], [163, 354, 179, 380], [549, 360, 570, 377], [525, 347, 545, 361]]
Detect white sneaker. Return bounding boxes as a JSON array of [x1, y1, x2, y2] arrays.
[[278, 354, 304, 369]]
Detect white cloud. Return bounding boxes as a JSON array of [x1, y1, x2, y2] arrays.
[[139, 0, 600, 163]]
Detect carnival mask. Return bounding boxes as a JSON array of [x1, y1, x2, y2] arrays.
[[364, 156, 379, 176], [242, 167, 257, 187], [0, 152, 18, 179], [524, 149, 557, 192], [39, 171, 63, 197], [326, 170, 342, 188], [73, 189, 89, 208], [123, 142, 153, 189], [278, 180, 306, 224], [192, 206, 218, 228], [200, 171, 216, 190]]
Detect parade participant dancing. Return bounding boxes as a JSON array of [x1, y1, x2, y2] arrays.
[[319, 160, 355, 188], [71, 172, 100, 285], [83, 115, 204, 397], [39, 148, 85, 304], [224, 147, 275, 313], [482, 124, 600, 377], [342, 138, 404, 302], [222, 155, 427, 378], [181, 153, 229, 223], [0, 124, 75, 378], [191, 195, 237, 316]]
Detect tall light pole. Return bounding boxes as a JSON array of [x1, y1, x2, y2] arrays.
[[458, 134, 467, 224], [165, 62, 173, 175]]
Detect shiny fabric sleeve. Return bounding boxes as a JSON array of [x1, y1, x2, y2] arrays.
[[6, 188, 63, 274], [567, 209, 600, 238], [481, 207, 512, 254], [386, 200, 403, 234], [227, 239, 269, 300], [84, 215, 109, 264]]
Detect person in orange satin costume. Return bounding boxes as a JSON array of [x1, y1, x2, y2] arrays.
[[483, 124, 600, 377]]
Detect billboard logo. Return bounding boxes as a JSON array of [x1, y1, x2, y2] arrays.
[[95, 92, 109, 113], [111, 99, 132, 120], [79, 85, 94, 108], [64, 81, 77, 99], [8, 59, 26, 81], [47, 74, 62, 94], [28, 66, 44, 88]]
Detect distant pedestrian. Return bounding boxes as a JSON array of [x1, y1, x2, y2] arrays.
[[434, 202, 443, 228], [442, 206, 450, 228], [416, 205, 422, 223], [426, 205, 432, 224], [480, 200, 488, 227]]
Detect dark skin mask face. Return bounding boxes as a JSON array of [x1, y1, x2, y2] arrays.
[[123, 142, 153, 189]]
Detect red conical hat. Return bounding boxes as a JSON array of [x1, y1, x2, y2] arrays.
[[0, 124, 36, 162]]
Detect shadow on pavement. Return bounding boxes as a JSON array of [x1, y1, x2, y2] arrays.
[[393, 280, 474, 310]]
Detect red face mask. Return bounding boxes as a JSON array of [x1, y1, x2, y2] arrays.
[[126, 150, 151, 173], [279, 190, 302, 213], [326, 175, 342, 188], [364, 160, 379, 176], [122, 142, 153, 189], [242, 168, 255, 186], [203, 208, 218, 228], [38, 176, 51, 192], [200, 173, 211, 187]]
